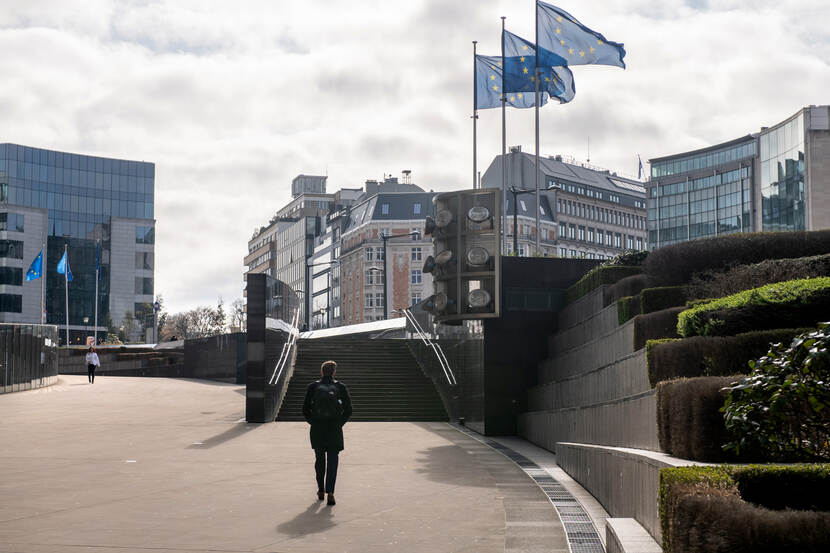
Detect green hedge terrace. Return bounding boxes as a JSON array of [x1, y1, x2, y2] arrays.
[[645, 328, 808, 387], [643, 230, 830, 286], [564, 265, 642, 304], [617, 295, 641, 325], [676, 277, 830, 337], [618, 286, 689, 325], [660, 465, 830, 553]]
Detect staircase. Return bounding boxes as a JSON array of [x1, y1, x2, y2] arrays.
[[276, 338, 448, 422]]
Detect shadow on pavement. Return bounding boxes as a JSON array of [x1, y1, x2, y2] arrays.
[[276, 500, 336, 536], [187, 421, 262, 449], [413, 444, 496, 488]]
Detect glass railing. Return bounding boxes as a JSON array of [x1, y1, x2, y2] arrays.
[[1, 323, 59, 393]]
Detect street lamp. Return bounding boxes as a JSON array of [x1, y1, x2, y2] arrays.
[[509, 183, 561, 256], [375, 231, 421, 319]]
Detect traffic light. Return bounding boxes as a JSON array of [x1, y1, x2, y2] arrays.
[[422, 188, 501, 322]]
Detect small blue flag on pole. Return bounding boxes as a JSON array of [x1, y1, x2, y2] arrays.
[[57, 250, 73, 282], [536, 1, 626, 68], [26, 250, 43, 282], [638, 155, 644, 180], [475, 54, 548, 110], [503, 30, 575, 104]]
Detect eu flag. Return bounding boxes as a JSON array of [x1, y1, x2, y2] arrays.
[[57, 250, 73, 282], [536, 1, 626, 68], [475, 54, 547, 110], [26, 250, 43, 282], [503, 30, 575, 104]]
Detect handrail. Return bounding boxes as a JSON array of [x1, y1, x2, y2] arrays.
[[402, 309, 456, 386], [268, 307, 301, 386]]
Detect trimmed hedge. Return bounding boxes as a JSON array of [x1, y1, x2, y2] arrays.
[[602, 273, 649, 307], [656, 376, 738, 461], [688, 253, 830, 300], [676, 277, 830, 337], [633, 307, 684, 350], [617, 295, 641, 325], [660, 465, 830, 553], [565, 265, 642, 304], [644, 230, 830, 286], [645, 328, 808, 387], [641, 286, 688, 314]]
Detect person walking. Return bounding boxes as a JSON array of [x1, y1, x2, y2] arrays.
[[302, 360, 352, 506], [85, 346, 100, 384]]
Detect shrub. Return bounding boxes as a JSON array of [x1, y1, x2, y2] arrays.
[[722, 323, 830, 462], [660, 465, 830, 553], [640, 286, 688, 314], [602, 273, 649, 307], [646, 328, 808, 387], [617, 295, 641, 325], [688, 253, 830, 300], [656, 377, 738, 461], [644, 230, 830, 286], [733, 464, 830, 512], [633, 307, 684, 350], [601, 249, 649, 267], [676, 277, 830, 337], [565, 265, 642, 304]]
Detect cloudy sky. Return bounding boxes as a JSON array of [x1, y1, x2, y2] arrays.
[[2, 0, 828, 314]]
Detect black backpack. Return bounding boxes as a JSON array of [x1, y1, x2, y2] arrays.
[[312, 380, 342, 421]]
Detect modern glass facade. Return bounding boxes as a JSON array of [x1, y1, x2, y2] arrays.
[[648, 138, 755, 248], [0, 144, 154, 339], [760, 113, 805, 232]]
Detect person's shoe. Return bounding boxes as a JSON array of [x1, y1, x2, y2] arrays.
[[317, 490, 325, 501], [327, 493, 336, 506]]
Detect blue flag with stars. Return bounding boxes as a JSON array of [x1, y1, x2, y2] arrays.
[[57, 250, 73, 282], [26, 249, 43, 282], [475, 54, 548, 110], [503, 30, 575, 104], [536, 1, 626, 68]]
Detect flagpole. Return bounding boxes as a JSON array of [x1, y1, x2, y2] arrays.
[[63, 244, 69, 345], [94, 242, 99, 346], [41, 242, 46, 324], [472, 40, 478, 190], [534, 5, 541, 256], [501, 15, 507, 255]]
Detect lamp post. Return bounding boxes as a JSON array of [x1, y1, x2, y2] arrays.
[[509, 183, 561, 256], [377, 231, 421, 319]]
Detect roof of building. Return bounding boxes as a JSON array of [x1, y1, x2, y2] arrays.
[[504, 191, 555, 223], [344, 191, 436, 233], [649, 134, 757, 164]]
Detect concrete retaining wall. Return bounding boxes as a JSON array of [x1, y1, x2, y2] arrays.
[[556, 442, 702, 543], [558, 286, 608, 329], [518, 390, 659, 452], [540, 319, 635, 382], [551, 301, 619, 353], [527, 349, 648, 410]]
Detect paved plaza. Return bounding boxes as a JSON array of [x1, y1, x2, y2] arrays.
[[0, 376, 578, 553]]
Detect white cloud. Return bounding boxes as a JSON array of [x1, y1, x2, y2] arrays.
[[1, 0, 828, 313]]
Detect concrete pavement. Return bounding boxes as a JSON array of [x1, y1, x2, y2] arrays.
[[0, 376, 569, 552]]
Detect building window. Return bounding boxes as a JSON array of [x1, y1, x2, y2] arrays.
[[578, 226, 585, 241], [627, 236, 634, 250], [519, 200, 527, 212], [366, 248, 373, 262], [381, 203, 389, 215], [366, 294, 374, 308], [607, 231, 613, 246], [569, 249, 577, 258], [375, 293, 384, 309], [587, 228, 594, 243], [0, 293, 22, 313], [559, 247, 567, 257], [411, 247, 422, 261], [559, 222, 566, 237], [410, 227, 420, 240], [0, 239, 24, 259], [614, 233, 622, 248], [0, 267, 23, 286], [135, 277, 153, 295], [0, 213, 24, 232], [411, 270, 422, 284], [376, 247, 384, 260], [136, 226, 155, 244], [411, 292, 422, 305], [596, 229, 603, 244], [636, 237, 644, 251], [413, 203, 421, 215], [135, 252, 154, 270], [568, 224, 575, 239]]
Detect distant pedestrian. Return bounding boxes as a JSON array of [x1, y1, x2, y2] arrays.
[[302, 360, 352, 506], [86, 347, 100, 384]]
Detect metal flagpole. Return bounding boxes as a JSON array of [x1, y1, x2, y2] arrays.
[[534, 7, 541, 256], [472, 40, 478, 190], [40, 242, 45, 324], [63, 244, 69, 345], [94, 242, 99, 345], [501, 16, 507, 255]]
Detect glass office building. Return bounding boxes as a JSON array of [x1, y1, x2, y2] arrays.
[[0, 143, 155, 343], [647, 105, 830, 248]]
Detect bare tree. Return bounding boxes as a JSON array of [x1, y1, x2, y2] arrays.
[[231, 298, 246, 332]]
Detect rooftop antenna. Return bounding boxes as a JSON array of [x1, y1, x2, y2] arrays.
[[587, 135, 590, 164]]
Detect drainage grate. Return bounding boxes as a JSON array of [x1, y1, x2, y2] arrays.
[[452, 424, 605, 553]]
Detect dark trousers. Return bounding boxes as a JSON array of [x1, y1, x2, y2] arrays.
[[314, 449, 339, 494], [87, 364, 96, 383]]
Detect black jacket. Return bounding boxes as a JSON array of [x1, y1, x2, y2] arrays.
[[302, 377, 353, 451]]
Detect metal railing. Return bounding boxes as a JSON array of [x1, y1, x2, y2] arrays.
[[401, 308, 456, 386], [268, 307, 301, 386]]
